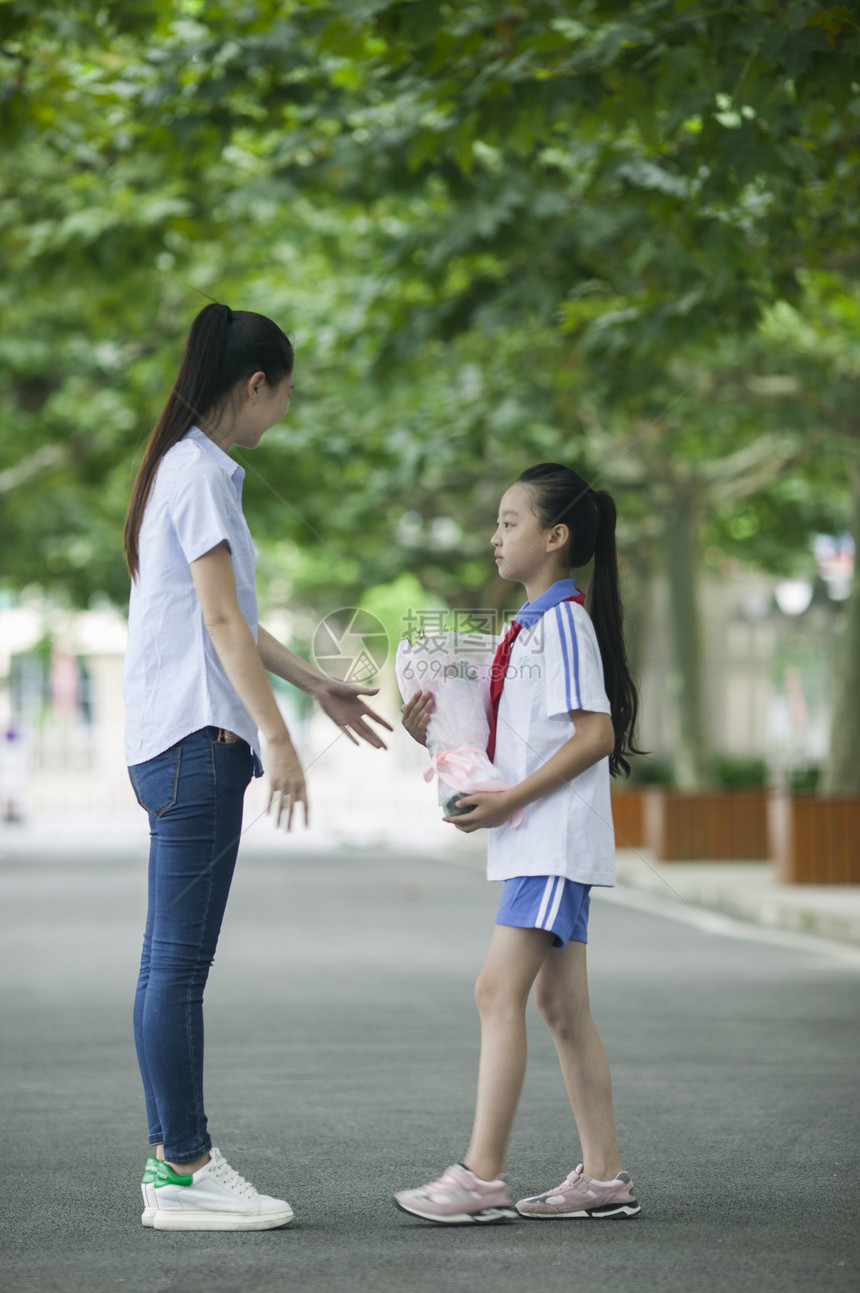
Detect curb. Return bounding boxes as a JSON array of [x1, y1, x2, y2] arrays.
[[612, 854, 860, 948]]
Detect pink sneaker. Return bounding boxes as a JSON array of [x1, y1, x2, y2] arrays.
[[516, 1164, 640, 1219], [394, 1164, 519, 1225]]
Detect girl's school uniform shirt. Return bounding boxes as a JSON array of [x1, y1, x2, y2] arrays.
[[487, 579, 615, 887], [123, 426, 262, 769]]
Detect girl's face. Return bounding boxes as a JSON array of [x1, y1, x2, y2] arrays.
[[491, 482, 571, 586], [491, 483, 548, 582]]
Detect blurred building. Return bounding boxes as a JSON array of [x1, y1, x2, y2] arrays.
[[0, 600, 129, 818], [638, 573, 840, 780]]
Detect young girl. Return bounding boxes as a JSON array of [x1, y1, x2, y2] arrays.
[[123, 302, 391, 1231], [395, 463, 641, 1224]]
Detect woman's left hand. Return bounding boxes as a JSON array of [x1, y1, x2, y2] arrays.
[[443, 791, 516, 832], [313, 679, 393, 749]]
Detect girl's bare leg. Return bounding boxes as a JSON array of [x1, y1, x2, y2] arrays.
[[533, 939, 623, 1180], [463, 925, 554, 1182]]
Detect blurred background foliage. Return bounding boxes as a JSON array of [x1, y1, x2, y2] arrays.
[[1, 0, 859, 787]]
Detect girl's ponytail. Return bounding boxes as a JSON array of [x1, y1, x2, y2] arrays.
[[588, 489, 641, 778], [123, 303, 293, 578], [517, 463, 643, 778]]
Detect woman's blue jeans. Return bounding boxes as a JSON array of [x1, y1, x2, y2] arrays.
[[129, 727, 254, 1162]]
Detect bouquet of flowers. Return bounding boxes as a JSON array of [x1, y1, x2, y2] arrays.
[[395, 632, 522, 827]]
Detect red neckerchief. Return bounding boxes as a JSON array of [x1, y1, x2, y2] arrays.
[[486, 592, 585, 761]]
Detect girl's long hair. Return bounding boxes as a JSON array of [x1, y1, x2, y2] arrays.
[[517, 462, 643, 778], [123, 303, 294, 578]]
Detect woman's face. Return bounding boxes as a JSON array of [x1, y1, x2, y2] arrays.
[[231, 371, 294, 448]]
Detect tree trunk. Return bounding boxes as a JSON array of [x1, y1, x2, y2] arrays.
[[662, 483, 711, 789], [821, 456, 860, 794]]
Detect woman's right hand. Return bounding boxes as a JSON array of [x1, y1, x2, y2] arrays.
[[401, 690, 434, 747], [266, 733, 309, 830]]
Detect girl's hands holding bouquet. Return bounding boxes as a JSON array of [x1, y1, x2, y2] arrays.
[[395, 637, 522, 833], [401, 690, 434, 746], [443, 790, 517, 832]]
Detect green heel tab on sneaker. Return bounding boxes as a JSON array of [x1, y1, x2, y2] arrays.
[[154, 1161, 194, 1188], [141, 1157, 160, 1184]]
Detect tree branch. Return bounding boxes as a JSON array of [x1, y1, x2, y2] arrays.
[[0, 444, 70, 496], [706, 434, 817, 510]]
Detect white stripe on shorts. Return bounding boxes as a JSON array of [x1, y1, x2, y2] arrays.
[[543, 876, 566, 932], [535, 877, 556, 929]]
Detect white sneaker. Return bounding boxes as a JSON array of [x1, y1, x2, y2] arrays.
[[152, 1147, 294, 1231], [141, 1156, 159, 1226]]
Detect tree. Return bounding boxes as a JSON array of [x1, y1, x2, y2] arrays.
[[2, 0, 859, 787], [264, 0, 857, 785]]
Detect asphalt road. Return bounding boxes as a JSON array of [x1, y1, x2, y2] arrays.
[[2, 836, 858, 1293]]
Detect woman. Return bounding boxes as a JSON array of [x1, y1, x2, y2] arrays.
[[123, 302, 391, 1231]]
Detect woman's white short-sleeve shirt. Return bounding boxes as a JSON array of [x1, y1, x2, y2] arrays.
[[123, 426, 261, 766], [487, 581, 615, 886]]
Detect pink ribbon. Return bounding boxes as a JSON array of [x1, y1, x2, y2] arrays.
[[425, 747, 523, 828]]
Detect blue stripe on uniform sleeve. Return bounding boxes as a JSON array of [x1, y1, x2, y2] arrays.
[[556, 603, 582, 711]]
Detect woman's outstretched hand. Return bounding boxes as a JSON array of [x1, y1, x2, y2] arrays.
[[267, 733, 309, 830], [313, 679, 394, 749], [401, 690, 434, 747]]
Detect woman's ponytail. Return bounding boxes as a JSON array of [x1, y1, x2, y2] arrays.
[[517, 463, 643, 778], [123, 303, 293, 578]]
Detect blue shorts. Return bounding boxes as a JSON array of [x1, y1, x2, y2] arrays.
[[495, 876, 591, 949]]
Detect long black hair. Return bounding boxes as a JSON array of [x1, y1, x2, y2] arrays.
[[124, 303, 294, 578], [517, 462, 643, 778]]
